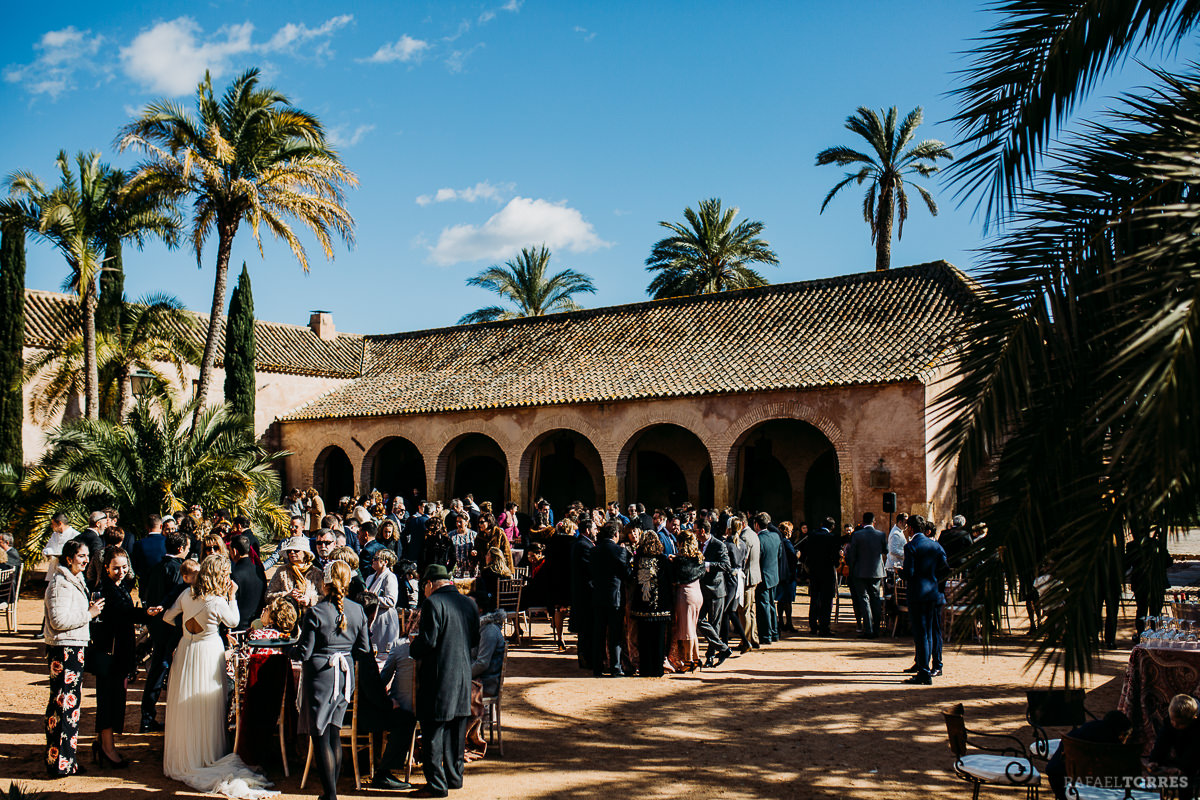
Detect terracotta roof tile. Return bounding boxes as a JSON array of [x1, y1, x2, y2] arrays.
[[282, 260, 980, 421], [22, 289, 364, 379]]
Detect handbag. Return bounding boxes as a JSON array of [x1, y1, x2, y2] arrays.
[[86, 640, 115, 676]]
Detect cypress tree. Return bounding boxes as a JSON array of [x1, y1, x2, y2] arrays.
[[0, 224, 26, 467], [223, 263, 256, 419], [96, 237, 124, 336]]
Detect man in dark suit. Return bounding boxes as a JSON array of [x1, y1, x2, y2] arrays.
[[140, 531, 190, 731], [73, 510, 107, 586], [846, 511, 888, 638], [1, 532, 18, 567], [589, 520, 631, 676], [131, 513, 167, 580], [696, 518, 732, 666], [938, 514, 974, 572], [902, 514, 949, 685], [404, 503, 432, 565], [753, 513, 783, 644], [803, 517, 841, 636], [410, 564, 481, 798], [229, 535, 265, 630], [570, 518, 597, 670]]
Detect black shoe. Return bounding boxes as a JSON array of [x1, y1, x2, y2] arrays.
[[902, 663, 920, 673], [140, 719, 164, 733], [930, 668, 943, 677], [715, 649, 733, 667], [371, 773, 412, 790], [411, 787, 449, 798], [750, 642, 761, 649], [607, 669, 626, 678], [903, 674, 932, 685]]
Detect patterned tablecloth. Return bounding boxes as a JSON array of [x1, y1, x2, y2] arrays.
[[1117, 645, 1200, 754]]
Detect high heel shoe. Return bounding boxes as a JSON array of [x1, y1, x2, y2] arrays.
[[92, 741, 130, 769]]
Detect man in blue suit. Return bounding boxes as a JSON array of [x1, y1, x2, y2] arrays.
[[902, 514, 948, 685], [753, 512, 783, 644]]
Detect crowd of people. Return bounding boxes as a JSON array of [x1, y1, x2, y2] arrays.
[[34, 487, 1192, 798]]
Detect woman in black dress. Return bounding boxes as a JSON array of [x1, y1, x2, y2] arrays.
[[545, 520, 577, 651], [295, 560, 371, 800], [630, 531, 673, 677], [91, 546, 162, 767]]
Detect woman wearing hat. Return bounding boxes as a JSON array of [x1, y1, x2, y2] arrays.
[[266, 537, 320, 609]]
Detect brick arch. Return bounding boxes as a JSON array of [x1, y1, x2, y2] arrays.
[[718, 401, 852, 477], [433, 428, 514, 488], [612, 411, 722, 477], [517, 426, 607, 507], [360, 433, 429, 496], [313, 443, 356, 503], [516, 415, 614, 482]]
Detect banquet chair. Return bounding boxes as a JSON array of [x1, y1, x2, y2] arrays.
[[0, 563, 21, 634], [1025, 689, 1092, 762], [891, 579, 910, 637], [480, 645, 508, 756], [1060, 735, 1158, 800], [301, 672, 372, 790], [497, 579, 525, 645], [942, 703, 1041, 799], [276, 681, 292, 777]]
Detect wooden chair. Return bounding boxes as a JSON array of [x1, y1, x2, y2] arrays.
[[0, 563, 21, 634], [276, 678, 293, 777], [891, 578, 910, 637], [1060, 735, 1158, 800], [1024, 689, 1090, 762], [480, 645, 508, 756], [942, 703, 1041, 799], [301, 672, 373, 791], [514, 566, 530, 581], [497, 579, 525, 645]]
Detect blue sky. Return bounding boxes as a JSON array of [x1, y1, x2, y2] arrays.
[[0, 2, 1076, 333]]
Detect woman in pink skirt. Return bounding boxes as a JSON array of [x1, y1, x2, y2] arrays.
[[670, 528, 706, 672]]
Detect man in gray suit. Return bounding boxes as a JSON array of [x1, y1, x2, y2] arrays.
[[738, 514, 762, 649], [754, 513, 783, 644], [696, 518, 732, 667], [846, 511, 888, 638]]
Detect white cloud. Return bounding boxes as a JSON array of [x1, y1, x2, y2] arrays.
[[363, 34, 430, 64], [416, 180, 513, 206], [478, 10, 496, 24], [573, 25, 597, 42], [4, 26, 105, 98], [445, 43, 484, 73], [502, 0, 523, 11], [120, 15, 353, 96], [328, 123, 375, 148], [429, 196, 611, 265]]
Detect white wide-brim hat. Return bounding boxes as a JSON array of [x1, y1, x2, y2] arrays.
[[279, 536, 312, 554]]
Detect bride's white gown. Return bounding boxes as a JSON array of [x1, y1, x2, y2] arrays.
[[163, 591, 278, 799]]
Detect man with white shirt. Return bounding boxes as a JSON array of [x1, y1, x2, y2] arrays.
[[886, 512, 908, 573], [42, 512, 79, 560]]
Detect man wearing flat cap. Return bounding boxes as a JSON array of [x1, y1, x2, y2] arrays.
[[409, 564, 480, 797]]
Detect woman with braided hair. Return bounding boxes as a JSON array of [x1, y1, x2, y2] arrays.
[[296, 559, 371, 800]]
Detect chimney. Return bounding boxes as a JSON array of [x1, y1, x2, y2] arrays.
[[309, 310, 336, 341]]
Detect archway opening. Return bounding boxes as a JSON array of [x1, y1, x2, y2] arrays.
[[445, 433, 508, 509], [733, 419, 839, 526], [315, 445, 354, 508], [369, 437, 426, 502], [524, 430, 602, 516], [621, 424, 711, 511]]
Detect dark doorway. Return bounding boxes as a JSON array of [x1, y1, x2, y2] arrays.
[[805, 450, 841, 526], [739, 439, 793, 522], [532, 434, 597, 513], [622, 424, 711, 510], [371, 438, 426, 501], [453, 456, 506, 509], [634, 451, 688, 510], [317, 446, 354, 508]]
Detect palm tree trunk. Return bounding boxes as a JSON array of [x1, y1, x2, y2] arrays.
[[875, 187, 895, 270], [82, 277, 99, 420], [115, 359, 133, 423], [193, 219, 238, 428]]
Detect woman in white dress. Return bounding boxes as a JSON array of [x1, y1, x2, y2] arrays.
[[162, 555, 277, 799], [363, 548, 400, 659]]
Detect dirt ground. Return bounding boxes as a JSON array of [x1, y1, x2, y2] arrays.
[[0, 585, 1134, 800]]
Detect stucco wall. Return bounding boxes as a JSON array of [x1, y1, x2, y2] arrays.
[[277, 382, 937, 528]]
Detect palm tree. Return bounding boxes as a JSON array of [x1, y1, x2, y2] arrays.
[[117, 68, 357, 427], [816, 106, 952, 270], [458, 245, 595, 324], [644, 198, 779, 299], [3, 153, 178, 419], [16, 398, 289, 558], [948, 0, 1198, 223], [939, 4, 1200, 682], [24, 294, 202, 424]]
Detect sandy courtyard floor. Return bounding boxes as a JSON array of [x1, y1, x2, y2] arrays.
[[0, 591, 1133, 800]]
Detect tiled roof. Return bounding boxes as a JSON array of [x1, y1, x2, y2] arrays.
[[22, 289, 364, 379], [282, 260, 981, 421]]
